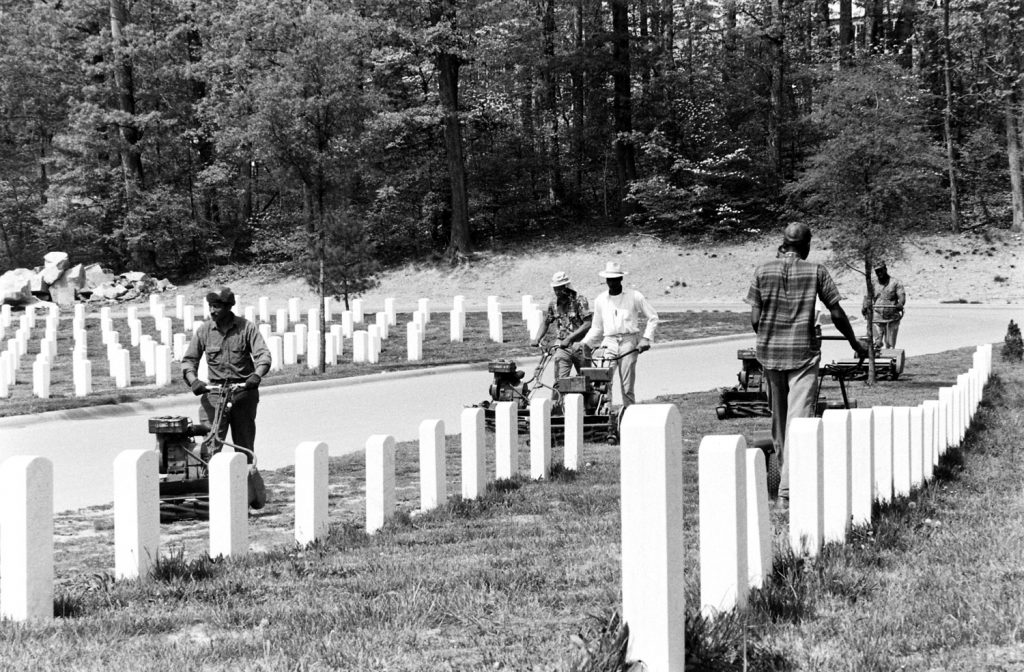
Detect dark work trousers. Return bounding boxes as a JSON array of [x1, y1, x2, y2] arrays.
[[199, 387, 259, 464]]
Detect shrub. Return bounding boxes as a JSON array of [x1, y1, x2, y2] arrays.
[[1003, 320, 1023, 362]]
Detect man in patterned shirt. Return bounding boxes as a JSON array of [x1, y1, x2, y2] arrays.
[[861, 262, 906, 348], [746, 223, 867, 500], [531, 271, 593, 381]]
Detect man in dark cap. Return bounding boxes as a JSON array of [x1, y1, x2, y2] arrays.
[[746, 223, 868, 501], [861, 262, 906, 348], [181, 287, 272, 473]]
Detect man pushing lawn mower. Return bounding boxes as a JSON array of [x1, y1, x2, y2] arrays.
[[181, 286, 272, 509]]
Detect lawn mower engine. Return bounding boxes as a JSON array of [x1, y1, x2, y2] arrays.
[[149, 415, 210, 483], [486, 360, 529, 409]]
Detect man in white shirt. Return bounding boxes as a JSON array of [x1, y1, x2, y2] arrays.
[[582, 261, 659, 407]]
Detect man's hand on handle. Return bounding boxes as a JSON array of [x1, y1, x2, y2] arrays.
[[638, 337, 651, 353], [190, 379, 209, 396], [244, 373, 262, 390]]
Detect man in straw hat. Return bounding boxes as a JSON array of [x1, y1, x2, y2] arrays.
[[746, 223, 868, 501], [861, 262, 906, 348], [531, 271, 594, 380], [582, 261, 659, 408]]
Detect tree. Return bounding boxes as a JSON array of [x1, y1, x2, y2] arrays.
[[787, 58, 944, 381]]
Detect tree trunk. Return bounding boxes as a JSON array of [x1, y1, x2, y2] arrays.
[[863, 0, 885, 51], [108, 0, 144, 189], [839, 0, 854, 65], [767, 0, 785, 178], [815, 0, 830, 52], [610, 0, 636, 221], [571, 0, 586, 212], [437, 51, 470, 258], [541, 0, 564, 205], [893, 0, 915, 68], [660, 0, 674, 65], [1007, 101, 1024, 233], [863, 258, 877, 384], [941, 0, 961, 232]]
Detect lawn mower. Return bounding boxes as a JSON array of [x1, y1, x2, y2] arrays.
[[472, 344, 639, 444], [149, 384, 264, 522], [715, 332, 904, 421]]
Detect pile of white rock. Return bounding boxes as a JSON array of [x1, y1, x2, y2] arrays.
[[0, 252, 174, 307]]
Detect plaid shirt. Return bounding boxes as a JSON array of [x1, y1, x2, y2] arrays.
[[545, 291, 592, 341], [745, 253, 842, 370]]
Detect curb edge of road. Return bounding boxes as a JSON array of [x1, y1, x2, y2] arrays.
[[0, 332, 756, 430]]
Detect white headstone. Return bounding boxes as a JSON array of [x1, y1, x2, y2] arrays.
[[909, 406, 925, 489], [745, 448, 772, 589], [276, 308, 288, 334], [0, 455, 53, 621], [113, 449, 159, 581], [406, 322, 422, 361], [288, 297, 301, 324], [384, 297, 396, 326], [352, 298, 364, 323], [922, 401, 939, 480], [521, 294, 533, 320], [353, 330, 368, 363], [114, 349, 131, 388], [417, 298, 431, 323], [341, 311, 354, 338], [494, 401, 518, 480], [323, 296, 332, 323], [258, 296, 270, 323], [32, 358, 50, 398], [450, 310, 465, 342], [365, 435, 396, 534], [173, 333, 187, 362], [183, 305, 196, 331], [849, 408, 874, 527], [295, 441, 329, 545], [938, 387, 954, 454], [461, 408, 486, 500], [155, 344, 172, 387], [306, 330, 321, 370], [294, 323, 307, 356], [375, 312, 389, 340], [564, 394, 584, 471], [283, 332, 297, 366], [530, 398, 552, 480], [698, 434, 748, 616], [489, 311, 503, 343], [822, 409, 852, 544], [267, 335, 284, 372], [419, 420, 446, 512], [873, 406, 894, 504], [209, 452, 248, 558], [73, 358, 93, 397], [453, 295, 465, 313], [619, 405, 685, 671], [789, 417, 824, 557], [244, 305, 256, 323], [891, 406, 912, 498]]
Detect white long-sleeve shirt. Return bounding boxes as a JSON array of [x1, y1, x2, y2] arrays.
[[582, 289, 659, 349]]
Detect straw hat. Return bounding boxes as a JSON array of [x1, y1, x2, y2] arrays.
[[598, 261, 627, 279], [550, 271, 571, 287]]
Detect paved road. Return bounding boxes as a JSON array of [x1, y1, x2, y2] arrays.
[[1, 303, 1019, 512]]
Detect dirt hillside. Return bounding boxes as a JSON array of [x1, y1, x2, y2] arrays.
[[179, 229, 1024, 310]]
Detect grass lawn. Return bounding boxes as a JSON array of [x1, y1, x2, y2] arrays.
[[0, 308, 747, 418], [8, 344, 1022, 670]]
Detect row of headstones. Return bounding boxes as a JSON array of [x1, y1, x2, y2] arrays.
[[0, 395, 584, 621], [618, 343, 994, 672]]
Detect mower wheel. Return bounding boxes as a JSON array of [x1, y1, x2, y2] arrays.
[[715, 406, 729, 421]]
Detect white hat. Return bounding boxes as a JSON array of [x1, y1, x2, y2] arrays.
[[598, 261, 627, 279], [550, 271, 571, 287]]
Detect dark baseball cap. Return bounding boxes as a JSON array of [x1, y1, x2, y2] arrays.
[[206, 287, 236, 306], [783, 222, 812, 246]]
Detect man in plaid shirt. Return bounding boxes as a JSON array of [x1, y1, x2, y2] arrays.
[[531, 271, 593, 380], [746, 223, 867, 501]]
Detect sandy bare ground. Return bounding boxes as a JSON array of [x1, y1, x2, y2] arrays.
[[179, 229, 1024, 311]]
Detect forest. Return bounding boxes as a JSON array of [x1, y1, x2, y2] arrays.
[[0, 0, 1021, 281]]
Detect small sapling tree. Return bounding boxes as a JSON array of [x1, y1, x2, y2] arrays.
[[786, 57, 944, 382]]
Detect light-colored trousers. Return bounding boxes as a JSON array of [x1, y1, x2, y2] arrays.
[[595, 333, 641, 408], [765, 355, 820, 499], [872, 319, 901, 349]]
